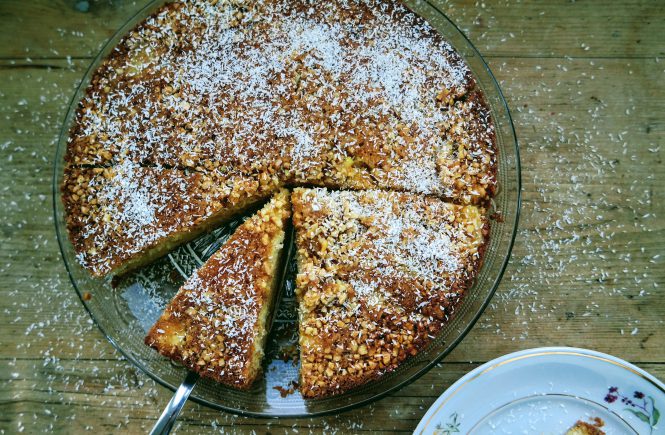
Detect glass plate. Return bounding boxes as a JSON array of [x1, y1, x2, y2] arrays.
[[53, 0, 521, 417]]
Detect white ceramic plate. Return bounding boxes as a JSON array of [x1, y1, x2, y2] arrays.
[[415, 347, 665, 434]]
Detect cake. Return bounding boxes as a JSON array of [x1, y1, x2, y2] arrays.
[[291, 188, 489, 397], [62, 0, 499, 398], [64, 0, 497, 278], [565, 418, 606, 435], [64, 0, 496, 194], [62, 160, 279, 277], [144, 189, 290, 388]]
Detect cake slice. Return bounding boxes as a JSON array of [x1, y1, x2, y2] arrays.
[[144, 189, 291, 389], [61, 160, 280, 277], [292, 188, 489, 398], [565, 418, 605, 435]]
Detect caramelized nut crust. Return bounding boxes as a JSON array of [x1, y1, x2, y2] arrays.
[[292, 188, 489, 398], [65, 0, 497, 197], [62, 0, 498, 396], [61, 161, 279, 277]]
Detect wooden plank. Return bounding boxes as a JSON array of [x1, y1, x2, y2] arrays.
[[2, 358, 664, 433], [0, 0, 149, 59], [445, 0, 665, 58], [0, 358, 471, 433], [448, 55, 665, 362], [0, 0, 663, 60]]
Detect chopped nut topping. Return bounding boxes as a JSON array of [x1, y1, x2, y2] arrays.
[[65, 0, 496, 205], [293, 188, 489, 398], [61, 0, 497, 396]]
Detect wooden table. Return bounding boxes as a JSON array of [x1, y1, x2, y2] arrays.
[[1, 1, 663, 433]]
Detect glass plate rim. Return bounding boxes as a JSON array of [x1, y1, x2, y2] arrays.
[[52, 0, 522, 418]]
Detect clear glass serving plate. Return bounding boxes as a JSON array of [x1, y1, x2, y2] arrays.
[[53, 0, 521, 417]]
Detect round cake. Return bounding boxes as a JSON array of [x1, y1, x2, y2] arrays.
[[61, 0, 497, 398]]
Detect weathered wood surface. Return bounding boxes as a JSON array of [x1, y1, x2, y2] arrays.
[[2, 1, 664, 58], [0, 0, 663, 433]]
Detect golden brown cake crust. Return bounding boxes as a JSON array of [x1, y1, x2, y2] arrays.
[[61, 161, 279, 277], [61, 0, 498, 397], [292, 188, 489, 398], [64, 0, 496, 199], [63, 0, 498, 277], [144, 189, 290, 388]]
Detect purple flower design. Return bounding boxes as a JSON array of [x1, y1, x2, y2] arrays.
[[605, 394, 618, 403], [604, 387, 660, 434]]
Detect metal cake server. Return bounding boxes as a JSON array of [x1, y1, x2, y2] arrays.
[[150, 371, 199, 435]]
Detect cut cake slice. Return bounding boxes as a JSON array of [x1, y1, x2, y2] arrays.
[[144, 189, 291, 389], [565, 419, 606, 435], [61, 160, 280, 277], [292, 188, 489, 398]]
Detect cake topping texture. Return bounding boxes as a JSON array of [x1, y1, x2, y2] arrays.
[[144, 189, 290, 388], [62, 159, 278, 276], [292, 188, 488, 397], [66, 0, 496, 202], [62, 0, 497, 397]]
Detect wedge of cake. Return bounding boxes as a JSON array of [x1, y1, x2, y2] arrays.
[[292, 188, 489, 398], [565, 418, 605, 435], [61, 160, 281, 277], [144, 189, 291, 389]]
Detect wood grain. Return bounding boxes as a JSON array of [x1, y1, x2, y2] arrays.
[[1, 1, 664, 59], [0, 0, 663, 433], [4, 358, 664, 433]]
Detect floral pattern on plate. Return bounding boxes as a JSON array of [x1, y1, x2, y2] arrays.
[[605, 386, 661, 434]]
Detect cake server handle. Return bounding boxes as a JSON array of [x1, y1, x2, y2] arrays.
[[150, 371, 199, 435]]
